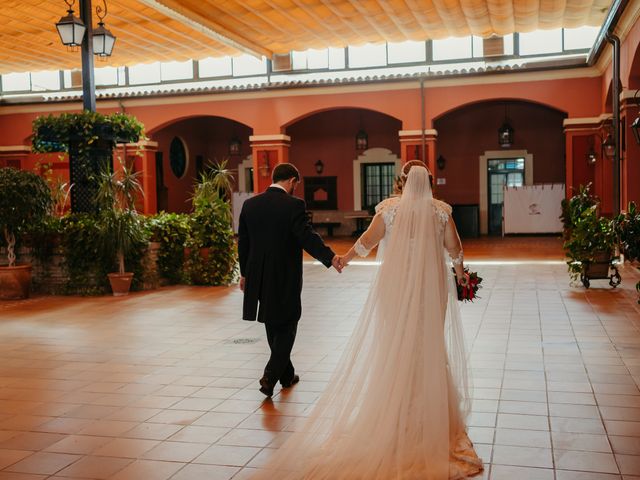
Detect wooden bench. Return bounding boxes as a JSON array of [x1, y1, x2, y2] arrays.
[[312, 222, 341, 237]]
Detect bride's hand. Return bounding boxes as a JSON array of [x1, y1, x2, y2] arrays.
[[457, 273, 469, 287]]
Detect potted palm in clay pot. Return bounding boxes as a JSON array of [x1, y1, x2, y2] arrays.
[[96, 162, 148, 296]]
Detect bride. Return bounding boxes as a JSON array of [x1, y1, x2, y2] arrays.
[[251, 161, 483, 479]]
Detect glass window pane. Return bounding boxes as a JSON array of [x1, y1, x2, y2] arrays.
[[232, 55, 267, 76], [503, 34, 514, 55], [1, 72, 31, 91], [307, 48, 329, 69], [199, 56, 233, 77], [387, 41, 426, 64], [432, 36, 472, 61], [291, 50, 307, 70], [519, 29, 562, 55], [348, 43, 387, 68], [161, 60, 193, 81], [328, 47, 346, 69], [95, 66, 118, 86], [472, 36, 484, 57], [30, 70, 60, 91], [129, 62, 161, 84], [564, 26, 599, 50]]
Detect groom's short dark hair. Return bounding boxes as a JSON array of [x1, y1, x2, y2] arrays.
[[272, 163, 300, 183]]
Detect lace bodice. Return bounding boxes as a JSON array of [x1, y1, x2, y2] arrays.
[[375, 196, 452, 235], [353, 195, 463, 264]]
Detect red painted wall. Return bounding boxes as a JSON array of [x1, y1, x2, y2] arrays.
[[571, 135, 596, 194], [286, 109, 402, 211], [434, 101, 566, 205], [151, 116, 252, 212]]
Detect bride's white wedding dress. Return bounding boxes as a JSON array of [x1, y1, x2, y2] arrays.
[[252, 168, 483, 479]]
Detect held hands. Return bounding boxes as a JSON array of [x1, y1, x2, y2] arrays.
[[331, 255, 344, 273], [239, 276, 245, 291]]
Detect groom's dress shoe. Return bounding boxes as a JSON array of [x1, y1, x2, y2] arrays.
[[259, 377, 274, 397], [281, 375, 300, 388]]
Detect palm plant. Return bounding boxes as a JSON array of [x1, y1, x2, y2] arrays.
[[96, 162, 147, 276]]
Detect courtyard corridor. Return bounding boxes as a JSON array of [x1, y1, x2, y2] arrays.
[[0, 237, 639, 479]]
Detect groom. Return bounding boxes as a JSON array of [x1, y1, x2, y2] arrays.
[[238, 163, 342, 397]]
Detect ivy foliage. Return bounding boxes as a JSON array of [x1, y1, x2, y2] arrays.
[[32, 112, 145, 154]]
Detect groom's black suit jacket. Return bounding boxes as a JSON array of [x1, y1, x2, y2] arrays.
[[238, 187, 335, 326]]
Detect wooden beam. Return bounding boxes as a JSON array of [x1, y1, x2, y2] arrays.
[[137, 0, 273, 58]]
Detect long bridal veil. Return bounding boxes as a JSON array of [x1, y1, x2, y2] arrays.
[[252, 167, 473, 480]]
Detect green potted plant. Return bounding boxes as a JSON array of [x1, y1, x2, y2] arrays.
[[563, 186, 619, 288], [96, 162, 148, 296], [184, 160, 238, 285], [0, 167, 52, 299], [614, 201, 640, 303]]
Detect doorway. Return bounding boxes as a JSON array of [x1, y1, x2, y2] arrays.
[[487, 158, 524, 235]]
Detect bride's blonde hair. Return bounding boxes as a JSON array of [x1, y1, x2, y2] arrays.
[[395, 160, 432, 193]]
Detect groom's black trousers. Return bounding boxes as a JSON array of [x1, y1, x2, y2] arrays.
[[263, 321, 297, 385]]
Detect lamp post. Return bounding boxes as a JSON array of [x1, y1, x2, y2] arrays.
[[56, 0, 117, 111]]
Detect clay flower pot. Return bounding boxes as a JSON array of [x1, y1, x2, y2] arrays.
[[0, 264, 32, 300], [107, 272, 134, 296]]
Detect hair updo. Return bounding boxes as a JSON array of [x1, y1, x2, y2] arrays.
[[395, 160, 432, 194]]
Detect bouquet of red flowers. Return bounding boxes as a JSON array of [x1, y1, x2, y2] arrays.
[[452, 268, 483, 302]]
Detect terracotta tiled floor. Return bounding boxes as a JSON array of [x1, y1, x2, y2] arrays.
[[1, 236, 639, 479]]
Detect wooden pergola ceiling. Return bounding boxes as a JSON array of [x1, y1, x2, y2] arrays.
[[0, 0, 612, 74]]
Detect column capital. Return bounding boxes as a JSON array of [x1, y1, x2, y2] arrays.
[[398, 129, 438, 141], [115, 140, 159, 151], [249, 134, 291, 147], [563, 115, 611, 132]]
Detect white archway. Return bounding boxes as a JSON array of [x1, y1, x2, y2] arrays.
[[353, 148, 402, 211], [237, 155, 253, 193], [479, 149, 533, 235]]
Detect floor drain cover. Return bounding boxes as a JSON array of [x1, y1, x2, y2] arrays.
[[227, 338, 260, 344]]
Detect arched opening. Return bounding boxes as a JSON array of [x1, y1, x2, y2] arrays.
[[285, 108, 402, 236], [150, 116, 252, 213], [434, 100, 567, 235]]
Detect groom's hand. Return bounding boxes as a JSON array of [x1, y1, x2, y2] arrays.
[[331, 255, 343, 273], [239, 276, 246, 291]]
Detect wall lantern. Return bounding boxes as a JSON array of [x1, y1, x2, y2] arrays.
[[229, 135, 241, 156], [258, 151, 270, 178], [356, 129, 368, 150], [602, 131, 616, 159], [93, 0, 116, 58], [632, 90, 640, 145], [586, 136, 597, 165], [56, 0, 87, 50], [498, 104, 514, 148], [436, 155, 446, 170], [314, 159, 324, 175]]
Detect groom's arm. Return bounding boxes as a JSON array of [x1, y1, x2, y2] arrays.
[[238, 207, 249, 278], [291, 199, 335, 268]]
